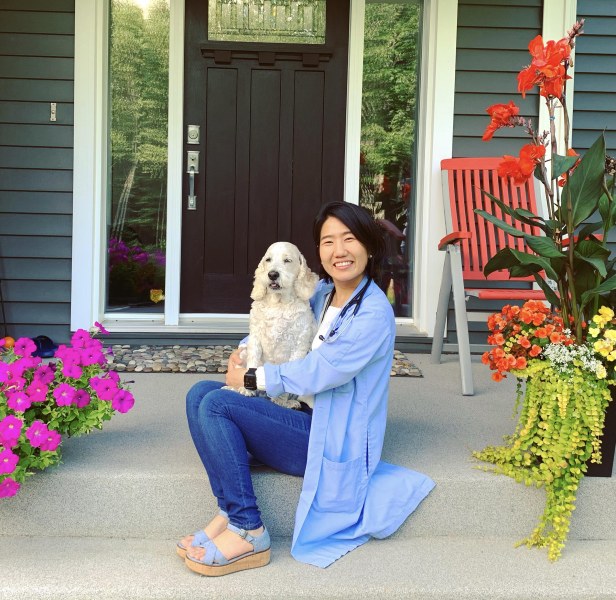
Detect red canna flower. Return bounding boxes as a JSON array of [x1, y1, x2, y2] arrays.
[[498, 144, 546, 184], [482, 101, 520, 141]]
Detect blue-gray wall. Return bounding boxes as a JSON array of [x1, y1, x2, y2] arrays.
[[0, 0, 74, 343]]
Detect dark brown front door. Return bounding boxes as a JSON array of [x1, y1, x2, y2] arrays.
[[180, 0, 349, 313]]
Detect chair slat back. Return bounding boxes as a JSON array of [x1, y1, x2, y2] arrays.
[[441, 157, 543, 281]]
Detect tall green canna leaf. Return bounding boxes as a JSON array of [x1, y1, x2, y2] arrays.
[[560, 134, 606, 227]]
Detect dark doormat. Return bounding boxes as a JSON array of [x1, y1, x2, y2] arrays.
[[107, 345, 422, 377]]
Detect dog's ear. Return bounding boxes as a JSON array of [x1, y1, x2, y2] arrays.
[[251, 259, 268, 301], [294, 252, 319, 301]]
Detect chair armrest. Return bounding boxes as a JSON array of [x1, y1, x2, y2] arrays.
[[438, 231, 472, 251]]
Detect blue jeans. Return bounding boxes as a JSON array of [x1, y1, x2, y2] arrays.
[[186, 380, 312, 530]]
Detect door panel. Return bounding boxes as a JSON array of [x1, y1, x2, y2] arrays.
[[181, 0, 349, 314]]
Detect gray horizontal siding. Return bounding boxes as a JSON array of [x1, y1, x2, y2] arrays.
[[452, 0, 541, 160], [0, 1, 74, 343], [448, 0, 542, 348], [572, 1, 616, 273]]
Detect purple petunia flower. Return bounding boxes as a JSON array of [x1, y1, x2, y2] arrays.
[[80, 347, 104, 367], [39, 429, 61, 452], [0, 448, 19, 475], [13, 338, 36, 358], [0, 415, 23, 448], [107, 371, 120, 384], [74, 389, 91, 408], [53, 383, 76, 406], [0, 477, 20, 498], [0, 362, 9, 384], [33, 366, 55, 386], [25, 420, 48, 448], [111, 389, 135, 414], [6, 391, 32, 413]]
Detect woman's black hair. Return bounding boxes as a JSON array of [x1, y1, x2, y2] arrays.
[[312, 201, 385, 283]]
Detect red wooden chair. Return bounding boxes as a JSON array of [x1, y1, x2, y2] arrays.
[[430, 157, 547, 395]]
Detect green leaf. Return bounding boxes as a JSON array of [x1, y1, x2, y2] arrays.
[[580, 274, 616, 308], [598, 193, 616, 230], [532, 274, 560, 306], [474, 209, 526, 238], [573, 240, 611, 278], [523, 235, 564, 259], [552, 153, 579, 180], [484, 247, 561, 281], [561, 134, 606, 227], [576, 221, 604, 241]]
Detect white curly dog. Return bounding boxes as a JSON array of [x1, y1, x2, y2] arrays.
[[229, 241, 319, 409]]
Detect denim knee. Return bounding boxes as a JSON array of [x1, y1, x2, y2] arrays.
[[186, 380, 224, 424]]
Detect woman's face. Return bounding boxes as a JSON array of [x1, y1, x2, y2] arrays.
[[318, 216, 369, 290]]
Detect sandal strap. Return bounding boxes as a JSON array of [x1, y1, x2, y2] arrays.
[[226, 522, 255, 543]]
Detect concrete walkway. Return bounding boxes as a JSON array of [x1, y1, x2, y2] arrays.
[[1, 354, 615, 599]]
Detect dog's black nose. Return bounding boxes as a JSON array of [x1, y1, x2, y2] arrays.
[[268, 270, 279, 281]]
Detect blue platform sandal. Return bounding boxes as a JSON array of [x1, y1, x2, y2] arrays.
[[176, 510, 228, 559], [185, 523, 271, 577]]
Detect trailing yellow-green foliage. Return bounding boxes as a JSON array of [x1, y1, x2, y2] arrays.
[[474, 360, 613, 561]]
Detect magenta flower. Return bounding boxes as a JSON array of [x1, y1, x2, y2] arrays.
[[6, 391, 32, 413], [90, 376, 118, 401], [0, 362, 9, 383], [112, 389, 135, 413], [0, 477, 20, 498], [53, 383, 76, 406], [107, 371, 120, 383], [39, 429, 61, 452], [33, 365, 55, 385], [0, 415, 23, 448], [74, 389, 91, 408], [0, 449, 19, 475], [71, 329, 90, 349], [26, 381, 48, 403], [81, 347, 104, 367], [13, 337, 36, 357], [62, 363, 83, 379], [25, 420, 48, 448], [94, 321, 110, 335]]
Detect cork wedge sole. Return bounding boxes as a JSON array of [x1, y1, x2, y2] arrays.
[[185, 548, 271, 577]]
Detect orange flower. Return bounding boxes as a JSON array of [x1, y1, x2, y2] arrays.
[[535, 327, 548, 338], [549, 331, 562, 343], [519, 336, 531, 349], [515, 357, 527, 369], [529, 345, 542, 357], [498, 144, 546, 184], [494, 332, 506, 345], [481, 351, 491, 365], [482, 101, 520, 141], [492, 372, 505, 382]]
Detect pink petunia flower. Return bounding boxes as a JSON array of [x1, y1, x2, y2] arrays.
[[80, 347, 105, 367], [6, 391, 32, 413], [0, 415, 23, 448], [107, 371, 120, 384], [25, 420, 48, 448], [93, 321, 110, 335], [74, 389, 91, 408], [0, 477, 20, 498], [26, 381, 49, 403], [53, 383, 76, 406], [71, 329, 91, 349], [62, 363, 83, 379], [0, 448, 19, 475], [13, 337, 36, 358], [0, 362, 10, 384], [90, 376, 118, 401], [112, 389, 135, 414], [39, 429, 61, 452]]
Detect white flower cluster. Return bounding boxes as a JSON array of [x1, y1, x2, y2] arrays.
[[543, 342, 607, 379]]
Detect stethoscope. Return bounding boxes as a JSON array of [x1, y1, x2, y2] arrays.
[[318, 277, 372, 344]]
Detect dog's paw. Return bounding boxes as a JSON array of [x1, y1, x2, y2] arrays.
[[270, 395, 302, 410], [237, 387, 256, 397]]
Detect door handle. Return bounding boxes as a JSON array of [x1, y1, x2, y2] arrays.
[[186, 150, 199, 211]]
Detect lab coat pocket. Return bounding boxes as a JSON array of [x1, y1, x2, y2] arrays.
[[314, 455, 367, 513]]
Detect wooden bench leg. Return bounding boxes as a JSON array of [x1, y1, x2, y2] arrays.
[[431, 252, 452, 364]]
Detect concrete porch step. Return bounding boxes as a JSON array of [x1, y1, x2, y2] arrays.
[[2, 534, 616, 600], [1, 360, 615, 542]]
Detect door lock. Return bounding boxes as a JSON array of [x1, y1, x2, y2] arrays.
[[187, 151, 200, 210], [187, 124, 200, 145]]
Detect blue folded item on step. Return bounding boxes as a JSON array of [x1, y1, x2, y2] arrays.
[[32, 335, 59, 358]]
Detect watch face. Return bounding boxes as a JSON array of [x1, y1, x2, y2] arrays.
[[244, 369, 257, 390]]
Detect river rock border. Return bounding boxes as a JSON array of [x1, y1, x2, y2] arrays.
[[107, 345, 422, 377]]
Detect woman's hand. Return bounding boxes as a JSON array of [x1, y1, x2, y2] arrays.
[[225, 348, 247, 388]]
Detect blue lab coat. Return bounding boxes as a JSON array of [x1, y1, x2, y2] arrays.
[[264, 277, 435, 568]]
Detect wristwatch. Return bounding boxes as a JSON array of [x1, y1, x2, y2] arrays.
[[244, 368, 257, 391]]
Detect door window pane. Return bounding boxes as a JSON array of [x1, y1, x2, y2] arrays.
[[359, 1, 422, 318], [208, 0, 326, 44], [107, 0, 169, 312]]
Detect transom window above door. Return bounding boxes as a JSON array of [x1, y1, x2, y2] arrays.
[[208, 0, 326, 44]]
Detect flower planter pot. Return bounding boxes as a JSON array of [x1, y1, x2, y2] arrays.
[[586, 385, 616, 478]]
